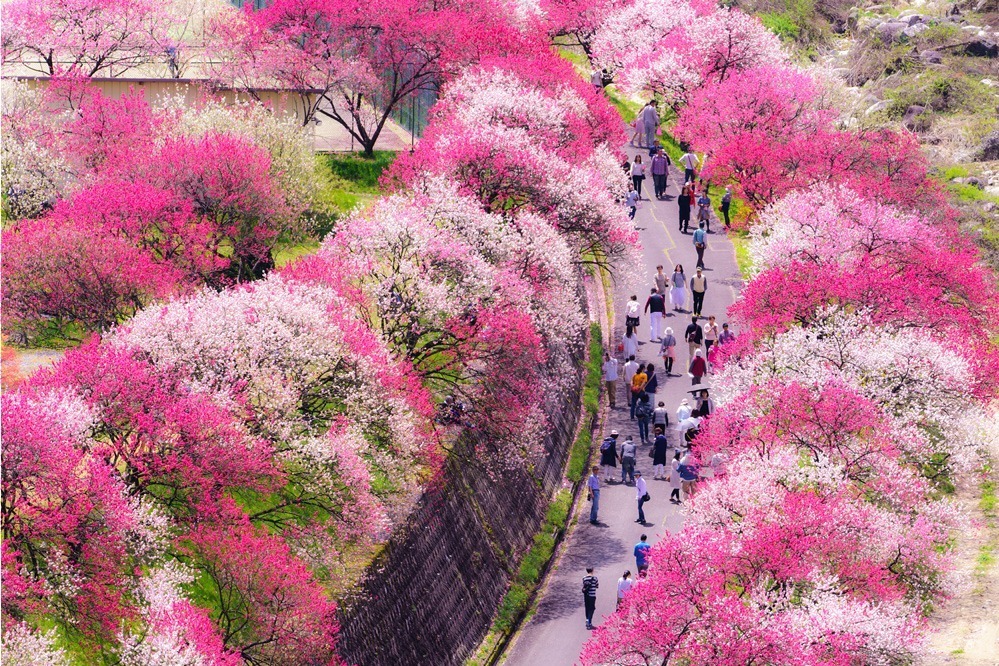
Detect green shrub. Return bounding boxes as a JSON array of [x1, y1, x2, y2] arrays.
[[323, 151, 396, 189]]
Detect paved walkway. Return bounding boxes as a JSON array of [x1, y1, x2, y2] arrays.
[[504, 152, 743, 666]]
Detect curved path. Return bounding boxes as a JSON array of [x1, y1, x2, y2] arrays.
[[504, 154, 743, 666]]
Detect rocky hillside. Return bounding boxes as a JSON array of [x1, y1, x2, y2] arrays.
[[738, 0, 999, 264]]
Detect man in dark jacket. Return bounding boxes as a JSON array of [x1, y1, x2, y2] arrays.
[[644, 288, 666, 342], [684, 316, 703, 366]]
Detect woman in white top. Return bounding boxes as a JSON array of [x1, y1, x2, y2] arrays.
[[669, 451, 682, 503], [703, 315, 720, 363], [617, 571, 634, 608], [625, 295, 640, 336], [631, 155, 646, 200], [669, 264, 687, 312]]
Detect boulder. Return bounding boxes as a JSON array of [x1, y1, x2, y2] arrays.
[[903, 23, 929, 37], [865, 100, 890, 115], [964, 39, 999, 57], [876, 20, 908, 42], [920, 49, 944, 63], [902, 104, 930, 132], [972, 129, 999, 162], [898, 12, 926, 25]]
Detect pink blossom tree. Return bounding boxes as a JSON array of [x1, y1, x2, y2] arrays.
[[1, 0, 170, 78], [207, 0, 532, 155]]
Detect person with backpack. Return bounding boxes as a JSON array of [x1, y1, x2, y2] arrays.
[[599, 430, 619, 482], [635, 393, 653, 444], [692, 222, 708, 270], [582, 567, 599, 629], [619, 435, 638, 484], [684, 316, 703, 365]]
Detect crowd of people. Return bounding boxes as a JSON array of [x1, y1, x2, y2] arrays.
[[583, 151, 735, 630], [585, 269, 732, 628]]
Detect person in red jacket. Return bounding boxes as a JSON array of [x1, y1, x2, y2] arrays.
[[689, 348, 707, 385]]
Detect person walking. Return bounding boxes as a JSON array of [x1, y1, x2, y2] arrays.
[[582, 567, 599, 629], [669, 451, 682, 503], [635, 472, 649, 525], [625, 184, 639, 221], [677, 183, 692, 233], [601, 352, 619, 408], [703, 315, 719, 367], [660, 327, 677, 375], [678, 450, 699, 500], [635, 393, 653, 444], [631, 155, 646, 200], [653, 401, 670, 435], [697, 190, 711, 233], [625, 294, 640, 335], [653, 264, 668, 295], [684, 316, 703, 364], [642, 363, 658, 396], [680, 150, 699, 183], [692, 221, 708, 270], [669, 264, 687, 312], [720, 187, 732, 229], [690, 267, 707, 317], [620, 435, 637, 484], [616, 571, 633, 609], [629, 365, 647, 420], [622, 355, 639, 412], [599, 431, 619, 482], [587, 467, 601, 524], [651, 426, 669, 479], [644, 288, 665, 342], [641, 101, 659, 149], [631, 115, 643, 147], [650, 149, 670, 199], [634, 534, 652, 577], [622, 330, 639, 360], [676, 398, 692, 424], [689, 349, 707, 385]]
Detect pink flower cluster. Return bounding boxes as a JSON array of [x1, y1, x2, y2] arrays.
[[1, 83, 309, 341], [571, 2, 999, 664]]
